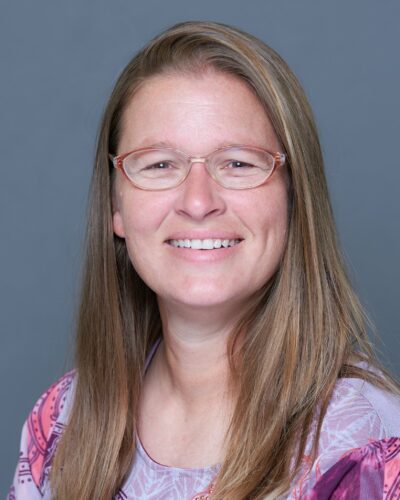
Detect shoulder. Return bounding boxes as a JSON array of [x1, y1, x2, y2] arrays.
[[324, 376, 400, 444], [315, 376, 400, 473], [9, 371, 76, 498], [322, 378, 400, 446], [289, 376, 400, 499], [29, 370, 76, 433], [307, 437, 400, 499]]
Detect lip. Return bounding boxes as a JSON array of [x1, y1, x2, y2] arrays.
[[165, 231, 244, 241], [164, 237, 243, 262]]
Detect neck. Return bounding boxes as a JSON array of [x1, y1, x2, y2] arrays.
[[152, 299, 243, 408]]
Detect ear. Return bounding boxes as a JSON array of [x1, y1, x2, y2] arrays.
[[111, 174, 126, 238], [112, 210, 126, 238]]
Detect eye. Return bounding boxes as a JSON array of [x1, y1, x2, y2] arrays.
[[143, 161, 173, 170], [227, 161, 256, 169], [221, 159, 259, 170]]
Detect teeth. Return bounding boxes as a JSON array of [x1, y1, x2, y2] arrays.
[[191, 239, 203, 249], [169, 238, 241, 249]]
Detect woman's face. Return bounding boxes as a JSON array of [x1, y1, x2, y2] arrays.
[[113, 71, 288, 315]]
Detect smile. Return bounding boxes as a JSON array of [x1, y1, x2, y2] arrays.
[[167, 238, 243, 250]]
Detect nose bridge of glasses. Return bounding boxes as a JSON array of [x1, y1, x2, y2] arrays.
[[183, 155, 218, 185], [188, 156, 208, 166], [186, 156, 212, 177]]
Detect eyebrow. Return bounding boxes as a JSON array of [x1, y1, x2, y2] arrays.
[[130, 140, 248, 152], [136, 140, 176, 149]]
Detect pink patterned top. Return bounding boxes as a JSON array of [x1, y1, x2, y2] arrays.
[[8, 354, 400, 499]]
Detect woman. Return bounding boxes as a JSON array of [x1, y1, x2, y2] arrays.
[[9, 21, 400, 499]]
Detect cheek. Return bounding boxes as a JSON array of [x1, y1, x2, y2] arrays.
[[117, 189, 169, 236], [122, 214, 158, 283], [264, 197, 288, 237], [118, 195, 169, 269], [251, 185, 289, 267], [240, 182, 288, 237]]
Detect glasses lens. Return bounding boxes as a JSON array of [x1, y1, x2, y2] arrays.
[[211, 147, 274, 189], [123, 149, 186, 189]]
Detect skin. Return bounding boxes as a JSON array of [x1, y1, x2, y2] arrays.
[[113, 70, 289, 467]]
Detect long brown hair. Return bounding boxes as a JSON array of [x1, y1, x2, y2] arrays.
[[51, 21, 399, 499]]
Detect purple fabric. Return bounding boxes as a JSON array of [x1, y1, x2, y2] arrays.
[[306, 437, 400, 499], [8, 354, 400, 499]]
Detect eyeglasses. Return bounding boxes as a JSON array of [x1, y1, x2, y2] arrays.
[[110, 145, 285, 191]]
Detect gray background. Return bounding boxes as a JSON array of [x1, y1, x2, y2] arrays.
[[1, 0, 399, 493]]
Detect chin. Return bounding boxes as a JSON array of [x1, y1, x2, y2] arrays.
[[162, 287, 253, 312]]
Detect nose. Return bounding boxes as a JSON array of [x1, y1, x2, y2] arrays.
[[174, 161, 226, 220]]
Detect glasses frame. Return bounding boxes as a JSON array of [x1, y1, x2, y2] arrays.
[[109, 144, 286, 191]]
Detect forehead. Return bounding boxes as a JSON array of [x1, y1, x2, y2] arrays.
[[118, 71, 280, 154]]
